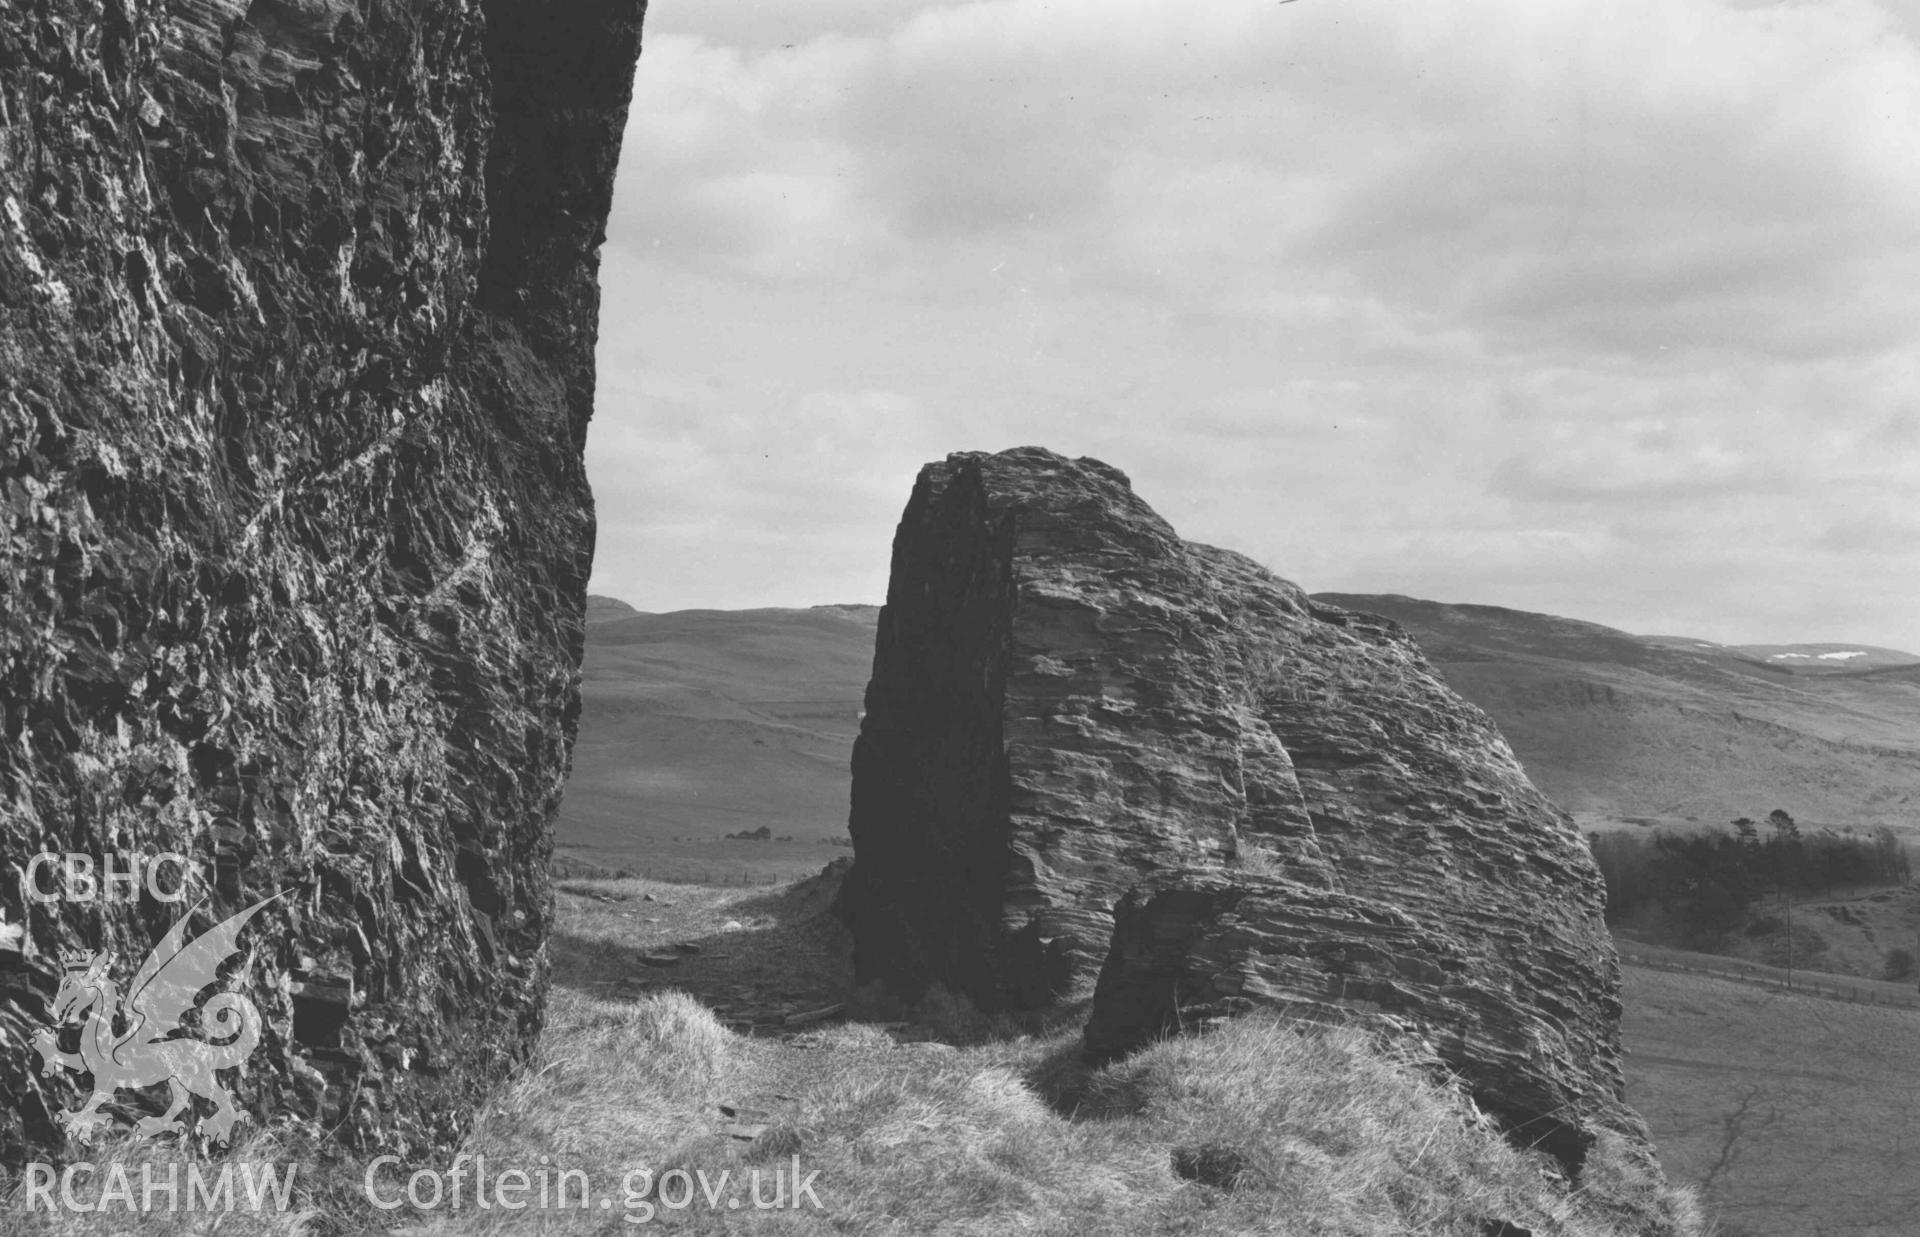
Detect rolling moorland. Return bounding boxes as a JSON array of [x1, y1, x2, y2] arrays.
[[555, 597, 878, 882], [559, 593, 1920, 881], [1314, 594, 1920, 839], [553, 592, 1920, 1235]]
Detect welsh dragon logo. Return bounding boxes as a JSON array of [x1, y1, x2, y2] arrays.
[[31, 893, 281, 1145]]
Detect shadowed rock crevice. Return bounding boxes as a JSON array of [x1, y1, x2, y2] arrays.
[[843, 462, 1021, 1003], [0, 0, 647, 1166]]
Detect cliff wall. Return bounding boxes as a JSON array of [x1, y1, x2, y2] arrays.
[[0, 0, 646, 1163]]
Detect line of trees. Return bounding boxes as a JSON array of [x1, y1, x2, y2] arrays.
[[1588, 811, 1912, 938]]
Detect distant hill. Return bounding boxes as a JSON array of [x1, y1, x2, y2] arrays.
[[1313, 594, 1920, 835], [1697, 640, 1918, 674], [584, 594, 642, 624], [562, 592, 1920, 875], [555, 600, 879, 880]]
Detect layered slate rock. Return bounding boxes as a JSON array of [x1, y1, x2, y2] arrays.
[[840, 446, 1657, 1185], [843, 448, 1340, 1007], [1084, 873, 1630, 1177], [0, 0, 647, 1164]]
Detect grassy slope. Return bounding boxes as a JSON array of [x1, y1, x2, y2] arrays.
[[557, 603, 879, 882], [1621, 964, 1920, 1237], [1313, 594, 1920, 835], [5, 878, 1700, 1236], [1615, 883, 1920, 984]]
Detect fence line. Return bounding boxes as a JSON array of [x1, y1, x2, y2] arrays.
[[1618, 950, 1920, 1011]]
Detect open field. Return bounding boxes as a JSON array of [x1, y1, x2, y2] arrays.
[[556, 602, 878, 881], [1621, 963, 1920, 1237], [1615, 881, 1920, 985], [1617, 939, 1920, 1008]]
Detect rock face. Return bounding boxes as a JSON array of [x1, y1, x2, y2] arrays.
[[841, 447, 1660, 1186], [1085, 873, 1628, 1176], [844, 449, 1336, 1006], [0, 0, 647, 1164]]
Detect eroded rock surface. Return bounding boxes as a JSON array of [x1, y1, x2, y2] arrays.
[[841, 446, 1661, 1192], [1084, 871, 1642, 1180], [0, 0, 646, 1164], [843, 448, 1336, 1006]]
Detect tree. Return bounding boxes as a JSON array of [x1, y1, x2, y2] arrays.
[[1588, 831, 1662, 921], [1764, 809, 1802, 898], [1652, 831, 1761, 942], [1872, 827, 1912, 885]]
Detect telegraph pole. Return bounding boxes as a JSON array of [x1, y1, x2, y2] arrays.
[[1777, 863, 1793, 990]]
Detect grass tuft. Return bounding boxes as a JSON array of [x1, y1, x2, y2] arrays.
[[3, 878, 1710, 1235]]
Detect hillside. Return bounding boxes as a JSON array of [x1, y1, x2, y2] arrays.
[[555, 601, 880, 880], [562, 593, 1920, 873], [1621, 963, 1920, 1237], [1312, 594, 1920, 836], [1648, 638, 1920, 675]]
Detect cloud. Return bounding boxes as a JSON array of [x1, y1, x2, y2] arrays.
[[590, 0, 1920, 651], [1815, 515, 1920, 555], [1489, 449, 1769, 505], [616, 0, 1920, 350]]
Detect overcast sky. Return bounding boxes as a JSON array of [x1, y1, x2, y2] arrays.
[[586, 0, 1920, 651]]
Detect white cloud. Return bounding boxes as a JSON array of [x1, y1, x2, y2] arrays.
[[590, 0, 1920, 650]]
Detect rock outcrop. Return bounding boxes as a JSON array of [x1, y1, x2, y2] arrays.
[[0, 0, 647, 1164], [840, 447, 1662, 1190], [1084, 872, 1630, 1177]]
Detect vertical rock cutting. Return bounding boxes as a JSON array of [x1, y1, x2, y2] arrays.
[[0, 0, 647, 1164]]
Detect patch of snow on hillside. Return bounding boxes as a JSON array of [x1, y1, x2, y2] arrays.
[[1818, 650, 1867, 661]]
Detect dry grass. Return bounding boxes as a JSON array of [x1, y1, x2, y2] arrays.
[[4, 879, 1707, 1235], [391, 991, 1693, 1236]]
